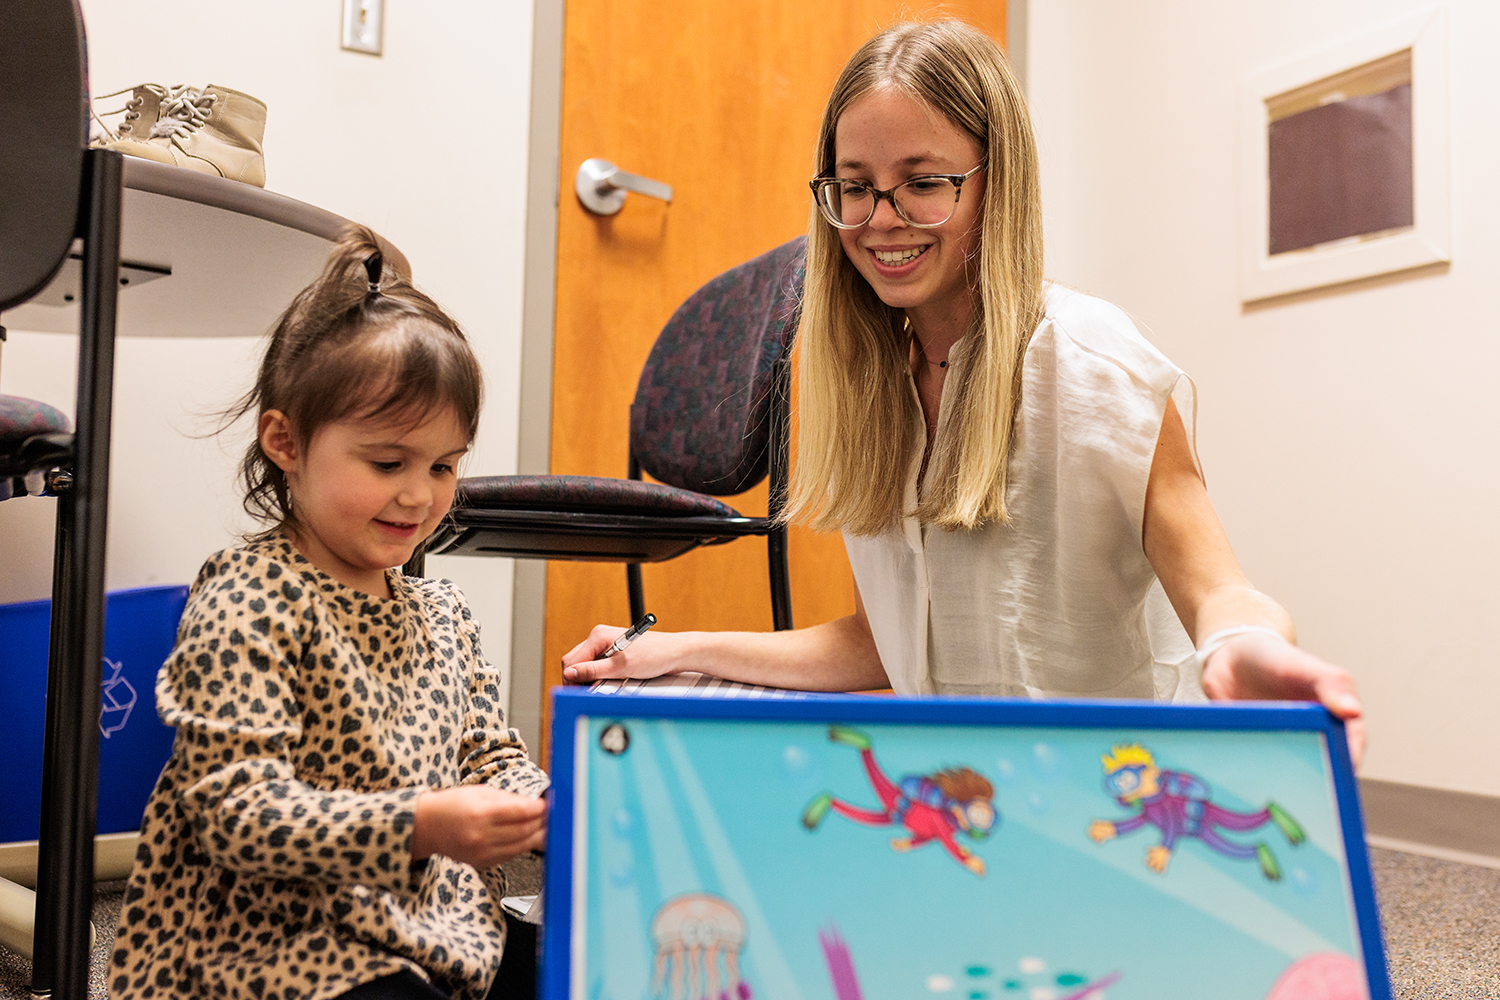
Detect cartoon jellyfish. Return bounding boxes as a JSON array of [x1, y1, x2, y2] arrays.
[[649, 893, 753, 1000]]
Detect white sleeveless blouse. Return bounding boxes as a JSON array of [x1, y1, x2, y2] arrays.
[[843, 285, 1205, 701]]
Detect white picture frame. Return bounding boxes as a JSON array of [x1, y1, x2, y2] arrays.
[[1239, 6, 1449, 303]]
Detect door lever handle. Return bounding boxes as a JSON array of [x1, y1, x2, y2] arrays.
[[576, 158, 674, 216]]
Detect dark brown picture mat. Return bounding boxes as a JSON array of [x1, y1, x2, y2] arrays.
[[1268, 82, 1413, 255]]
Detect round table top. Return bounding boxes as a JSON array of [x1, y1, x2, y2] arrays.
[[1, 157, 408, 339]]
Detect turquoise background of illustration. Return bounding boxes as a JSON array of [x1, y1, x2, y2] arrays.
[[574, 716, 1366, 1000]]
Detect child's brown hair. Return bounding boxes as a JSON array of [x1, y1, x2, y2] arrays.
[[932, 766, 994, 804], [229, 224, 482, 537]]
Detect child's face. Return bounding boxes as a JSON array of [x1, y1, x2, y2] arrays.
[[271, 405, 469, 597], [833, 85, 986, 336], [1107, 764, 1161, 803]]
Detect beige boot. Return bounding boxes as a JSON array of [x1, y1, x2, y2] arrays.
[[89, 84, 169, 156], [141, 85, 267, 187]]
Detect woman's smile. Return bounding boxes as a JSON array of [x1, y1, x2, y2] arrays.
[[867, 244, 931, 269]]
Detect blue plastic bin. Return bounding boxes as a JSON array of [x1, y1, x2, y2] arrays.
[[0, 585, 188, 842]]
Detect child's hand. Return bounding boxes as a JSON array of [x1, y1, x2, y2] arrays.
[[411, 786, 547, 869], [1088, 820, 1117, 843]]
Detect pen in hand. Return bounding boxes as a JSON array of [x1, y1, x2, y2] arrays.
[[602, 612, 656, 658]]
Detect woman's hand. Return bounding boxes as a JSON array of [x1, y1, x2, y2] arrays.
[[560, 598, 888, 692], [411, 786, 547, 869], [1199, 631, 1365, 766], [1142, 400, 1367, 766], [561, 626, 677, 685]]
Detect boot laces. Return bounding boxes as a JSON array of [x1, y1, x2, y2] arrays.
[[89, 83, 168, 142], [150, 86, 217, 139]]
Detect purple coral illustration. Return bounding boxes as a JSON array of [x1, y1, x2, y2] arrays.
[[818, 924, 865, 1000]]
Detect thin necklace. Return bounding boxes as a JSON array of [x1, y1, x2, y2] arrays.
[[913, 336, 949, 369], [918, 349, 947, 369], [905, 318, 949, 369]]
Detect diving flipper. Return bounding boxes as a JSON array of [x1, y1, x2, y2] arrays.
[[1268, 802, 1305, 845], [802, 792, 833, 830], [1257, 843, 1283, 881], [828, 725, 872, 751]]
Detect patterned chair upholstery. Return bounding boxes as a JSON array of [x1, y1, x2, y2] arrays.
[[426, 236, 806, 630], [0, 394, 73, 501]]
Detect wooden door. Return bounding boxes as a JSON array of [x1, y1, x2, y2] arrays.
[[545, 1, 1009, 749]]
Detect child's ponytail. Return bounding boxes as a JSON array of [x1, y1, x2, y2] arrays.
[[227, 224, 483, 537]]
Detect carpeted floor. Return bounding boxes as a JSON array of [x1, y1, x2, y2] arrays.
[[1372, 848, 1500, 999], [2, 847, 1495, 998]]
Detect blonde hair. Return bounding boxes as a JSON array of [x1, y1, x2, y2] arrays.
[[1101, 744, 1157, 774], [784, 20, 1045, 534]]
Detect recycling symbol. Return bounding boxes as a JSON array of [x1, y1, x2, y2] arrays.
[[99, 657, 137, 739]]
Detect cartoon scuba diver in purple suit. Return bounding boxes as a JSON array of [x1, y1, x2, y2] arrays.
[[1087, 743, 1305, 880]]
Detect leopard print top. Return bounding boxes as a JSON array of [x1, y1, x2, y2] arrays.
[[108, 535, 549, 1000]]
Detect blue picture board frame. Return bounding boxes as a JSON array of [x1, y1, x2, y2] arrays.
[[543, 689, 1389, 1000]]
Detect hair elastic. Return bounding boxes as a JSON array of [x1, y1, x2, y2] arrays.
[[1194, 625, 1287, 673], [364, 251, 383, 295]]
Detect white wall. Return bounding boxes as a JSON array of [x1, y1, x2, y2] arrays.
[[0, 1, 535, 696], [1027, 1, 1500, 795]]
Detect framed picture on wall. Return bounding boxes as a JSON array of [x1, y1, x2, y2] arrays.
[[1239, 6, 1449, 303]]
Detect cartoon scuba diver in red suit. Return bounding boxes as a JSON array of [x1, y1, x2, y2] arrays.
[[1088, 743, 1305, 880], [802, 725, 996, 876]]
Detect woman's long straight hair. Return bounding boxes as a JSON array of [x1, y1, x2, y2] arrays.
[[784, 20, 1045, 535]]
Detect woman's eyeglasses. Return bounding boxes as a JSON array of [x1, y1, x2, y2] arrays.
[[809, 163, 984, 230]]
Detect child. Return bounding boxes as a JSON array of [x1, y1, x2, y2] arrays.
[[109, 227, 548, 1000]]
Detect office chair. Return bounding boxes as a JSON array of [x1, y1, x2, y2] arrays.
[[425, 236, 806, 631], [2, 1, 127, 995], [0, 399, 72, 501]]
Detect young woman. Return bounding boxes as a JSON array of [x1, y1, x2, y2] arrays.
[[110, 228, 547, 1000], [562, 21, 1364, 761]]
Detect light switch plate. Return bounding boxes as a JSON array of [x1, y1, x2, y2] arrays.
[[341, 0, 383, 56]]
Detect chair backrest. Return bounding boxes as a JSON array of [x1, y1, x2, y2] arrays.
[[629, 236, 807, 496], [0, 0, 88, 311]]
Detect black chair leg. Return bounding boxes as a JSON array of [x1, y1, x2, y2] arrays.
[[767, 524, 793, 631], [626, 563, 645, 624], [32, 148, 123, 1000], [30, 487, 73, 995]]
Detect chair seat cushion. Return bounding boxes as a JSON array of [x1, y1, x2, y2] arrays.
[[0, 395, 71, 444], [457, 475, 740, 518]]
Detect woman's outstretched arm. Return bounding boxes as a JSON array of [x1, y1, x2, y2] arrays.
[[561, 587, 889, 692], [1144, 397, 1365, 763]]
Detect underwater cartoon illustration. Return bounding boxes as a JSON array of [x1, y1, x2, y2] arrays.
[[801, 725, 997, 875], [1262, 952, 1365, 1000], [571, 710, 1379, 1000], [649, 893, 752, 1000], [1059, 970, 1123, 999], [1088, 743, 1306, 879], [820, 928, 1123, 1000], [818, 924, 865, 1000]]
